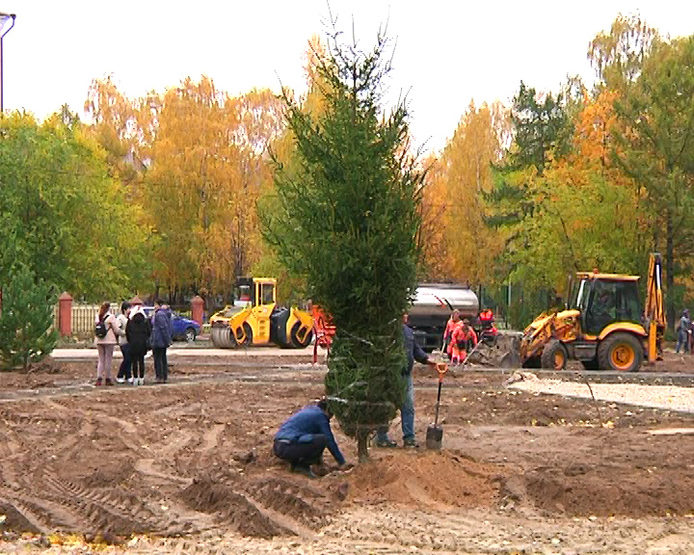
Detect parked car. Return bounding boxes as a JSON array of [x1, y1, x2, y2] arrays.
[[142, 307, 200, 342]]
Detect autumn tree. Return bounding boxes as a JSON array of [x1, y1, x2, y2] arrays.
[[482, 81, 578, 325], [84, 76, 157, 191], [421, 102, 507, 285], [0, 112, 149, 299], [142, 78, 284, 303], [588, 14, 658, 94], [611, 35, 694, 326], [262, 30, 423, 460]]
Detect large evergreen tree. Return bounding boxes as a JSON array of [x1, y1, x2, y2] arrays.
[[262, 30, 423, 460]]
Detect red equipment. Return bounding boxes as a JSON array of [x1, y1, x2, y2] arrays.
[[311, 305, 336, 364]]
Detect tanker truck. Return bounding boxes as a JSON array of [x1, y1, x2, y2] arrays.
[[408, 284, 479, 351]]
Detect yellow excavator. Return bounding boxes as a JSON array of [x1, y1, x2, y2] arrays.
[[519, 253, 665, 372], [210, 277, 314, 349]]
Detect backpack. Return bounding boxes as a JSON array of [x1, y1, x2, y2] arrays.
[[95, 315, 109, 339]]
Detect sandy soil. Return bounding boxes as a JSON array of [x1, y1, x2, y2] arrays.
[[0, 352, 693, 553]]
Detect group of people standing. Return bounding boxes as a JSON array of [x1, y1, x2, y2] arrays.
[[94, 300, 174, 386], [441, 309, 478, 364]]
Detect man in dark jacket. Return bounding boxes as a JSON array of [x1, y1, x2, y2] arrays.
[[274, 398, 351, 478], [151, 300, 173, 383], [376, 313, 437, 448]]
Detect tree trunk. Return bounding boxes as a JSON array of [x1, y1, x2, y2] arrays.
[[357, 431, 370, 463]]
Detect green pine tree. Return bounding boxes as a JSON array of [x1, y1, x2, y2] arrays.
[[261, 29, 424, 461], [0, 265, 58, 370]]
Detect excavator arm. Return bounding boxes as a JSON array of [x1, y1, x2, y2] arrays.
[[644, 253, 665, 363]]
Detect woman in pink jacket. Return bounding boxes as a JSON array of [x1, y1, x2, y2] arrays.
[[94, 302, 120, 386]]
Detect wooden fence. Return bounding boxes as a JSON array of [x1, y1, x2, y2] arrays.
[[53, 303, 119, 338]]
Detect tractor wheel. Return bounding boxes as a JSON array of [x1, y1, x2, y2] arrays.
[[597, 333, 643, 372], [522, 356, 541, 369], [290, 322, 314, 349], [540, 339, 568, 370], [234, 323, 253, 346]]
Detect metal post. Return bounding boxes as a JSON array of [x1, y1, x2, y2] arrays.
[[0, 13, 16, 114]]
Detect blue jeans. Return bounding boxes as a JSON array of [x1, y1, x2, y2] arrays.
[[274, 434, 327, 466], [377, 373, 415, 442], [676, 330, 689, 353]]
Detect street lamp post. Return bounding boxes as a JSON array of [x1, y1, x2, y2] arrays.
[[0, 12, 16, 113]]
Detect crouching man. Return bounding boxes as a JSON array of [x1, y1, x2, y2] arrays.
[[273, 398, 352, 478]]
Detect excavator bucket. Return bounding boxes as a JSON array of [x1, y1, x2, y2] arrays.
[[465, 331, 522, 368]]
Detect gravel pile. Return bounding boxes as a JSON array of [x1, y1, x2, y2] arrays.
[[508, 377, 694, 414]]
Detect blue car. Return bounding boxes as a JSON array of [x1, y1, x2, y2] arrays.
[[142, 307, 200, 342]]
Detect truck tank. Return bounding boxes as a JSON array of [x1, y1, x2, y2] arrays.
[[408, 284, 479, 351]]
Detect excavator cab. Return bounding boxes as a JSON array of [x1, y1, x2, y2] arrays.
[[580, 278, 641, 336]]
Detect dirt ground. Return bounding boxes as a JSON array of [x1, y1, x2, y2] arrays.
[[0, 351, 693, 553]]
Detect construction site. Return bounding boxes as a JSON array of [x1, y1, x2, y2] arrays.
[[0, 343, 692, 553]]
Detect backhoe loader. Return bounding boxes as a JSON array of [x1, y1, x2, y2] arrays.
[[210, 277, 314, 349], [519, 253, 665, 372]]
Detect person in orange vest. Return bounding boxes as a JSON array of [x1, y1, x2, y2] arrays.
[[442, 309, 460, 358], [478, 308, 494, 327], [450, 319, 477, 365]]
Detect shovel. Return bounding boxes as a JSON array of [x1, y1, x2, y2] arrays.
[[426, 362, 448, 450]]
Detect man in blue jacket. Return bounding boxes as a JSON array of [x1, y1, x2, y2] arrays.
[[376, 313, 437, 448], [274, 398, 351, 478], [151, 299, 173, 383]]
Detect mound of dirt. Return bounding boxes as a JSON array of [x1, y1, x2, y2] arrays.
[[347, 450, 503, 509], [524, 465, 694, 517]]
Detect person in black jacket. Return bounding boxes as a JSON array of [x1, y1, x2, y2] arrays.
[[126, 307, 152, 386]]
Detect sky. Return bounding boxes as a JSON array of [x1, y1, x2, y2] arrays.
[[2, 0, 692, 153]]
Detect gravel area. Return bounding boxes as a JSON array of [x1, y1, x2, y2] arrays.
[[508, 377, 694, 414]]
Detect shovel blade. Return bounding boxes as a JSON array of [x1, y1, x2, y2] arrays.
[[426, 425, 443, 450]]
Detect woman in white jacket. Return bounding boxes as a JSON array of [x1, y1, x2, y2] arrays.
[[94, 302, 120, 386]]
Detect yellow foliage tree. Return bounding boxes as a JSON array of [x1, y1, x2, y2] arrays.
[[143, 77, 284, 301], [421, 102, 507, 285]]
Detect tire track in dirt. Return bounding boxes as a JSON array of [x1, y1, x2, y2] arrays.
[[178, 473, 336, 539]]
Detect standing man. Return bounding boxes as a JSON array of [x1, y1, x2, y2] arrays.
[[274, 398, 351, 478], [676, 309, 691, 354], [115, 301, 132, 384], [152, 299, 173, 383], [376, 313, 437, 448]]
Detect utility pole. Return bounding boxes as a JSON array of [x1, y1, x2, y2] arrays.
[[0, 13, 16, 113]]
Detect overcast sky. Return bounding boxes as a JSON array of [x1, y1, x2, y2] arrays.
[[2, 0, 692, 153]]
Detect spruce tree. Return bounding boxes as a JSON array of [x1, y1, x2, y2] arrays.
[[0, 265, 58, 370], [262, 29, 424, 460]]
